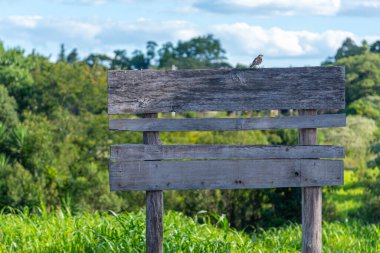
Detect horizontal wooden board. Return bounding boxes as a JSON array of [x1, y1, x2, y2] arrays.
[[110, 144, 345, 161], [108, 67, 345, 114], [109, 114, 346, 132], [109, 159, 344, 191]]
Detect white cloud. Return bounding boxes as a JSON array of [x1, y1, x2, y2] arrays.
[[4, 16, 43, 28], [194, 0, 341, 16], [0, 16, 378, 66], [117, 19, 197, 36], [79, 0, 107, 4], [175, 4, 200, 14], [98, 18, 201, 47], [0, 17, 102, 45], [0, 16, 199, 45], [54, 0, 114, 5], [213, 23, 356, 58], [339, 0, 380, 16], [0, 16, 201, 60], [194, 0, 380, 16], [53, 0, 149, 5], [58, 20, 102, 40]]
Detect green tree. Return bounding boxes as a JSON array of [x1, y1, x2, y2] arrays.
[[335, 38, 368, 60], [146, 41, 158, 63], [0, 162, 40, 208], [158, 34, 231, 69], [347, 96, 380, 123], [4, 35, 373, 228], [0, 85, 19, 127], [335, 53, 380, 104], [370, 41, 380, 53], [31, 60, 107, 115], [57, 44, 66, 62], [130, 50, 149, 69], [0, 43, 35, 113], [111, 50, 130, 70], [84, 53, 111, 67], [67, 48, 79, 63], [321, 116, 378, 170]]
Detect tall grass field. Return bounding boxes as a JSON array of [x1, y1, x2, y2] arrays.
[[0, 208, 379, 252]]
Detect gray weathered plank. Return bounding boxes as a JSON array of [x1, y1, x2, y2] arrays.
[[109, 114, 346, 132], [108, 67, 345, 114], [109, 159, 343, 191], [299, 109, 322, 253], [110, 144, 345, 161]]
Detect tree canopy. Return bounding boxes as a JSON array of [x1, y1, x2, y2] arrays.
[[1, 35, 380, 227]]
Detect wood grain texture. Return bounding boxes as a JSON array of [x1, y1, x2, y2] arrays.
[[302, 187, 321, 253], [109, 159, 343, 191], [299, 109, 322, 253], [142, 113, 163, 253], [110, 144, 345, 161], [146, 190, 162, 253], [109, 114, 346, 132], [108, 67, 345, 114]]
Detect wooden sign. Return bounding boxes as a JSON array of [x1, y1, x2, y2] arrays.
[[107, 66, 346, 253]]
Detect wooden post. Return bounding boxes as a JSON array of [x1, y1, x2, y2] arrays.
[[143, 113, 163, 253], [299, 109, 322, 253]]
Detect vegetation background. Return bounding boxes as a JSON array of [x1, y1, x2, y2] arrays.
[[1, 35, 380, 251]]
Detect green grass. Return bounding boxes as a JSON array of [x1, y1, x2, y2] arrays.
[[325, 170, 366, 218], [325, 169, 380, 220], [0, 208, 379, 252], [0, 169, 377, 252]]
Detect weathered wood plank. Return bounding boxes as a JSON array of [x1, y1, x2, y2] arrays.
[[299, 109, 322, 253], [142, 113, 163, 253], [108, 67, 345, 114], [109, 159, 343, 191], [110, 144, 345, 161], [109, 114, 346, 132]]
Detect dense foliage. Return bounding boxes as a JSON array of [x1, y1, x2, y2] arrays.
[[1, 35, 380, 230], [323, 38, 380, 222]]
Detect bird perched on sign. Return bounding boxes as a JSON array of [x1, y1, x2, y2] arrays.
[[250, 54, 263, 68]]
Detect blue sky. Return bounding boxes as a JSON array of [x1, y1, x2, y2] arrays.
[[1, 0, 380, 67]]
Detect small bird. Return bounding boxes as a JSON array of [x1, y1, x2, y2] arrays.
[[250, 54, 263, 68]]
